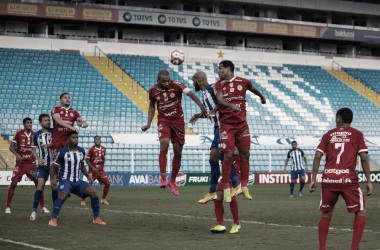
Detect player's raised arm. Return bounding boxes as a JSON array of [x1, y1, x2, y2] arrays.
[[77, 117, 88, 128], [215, 92, 240, 112], [185, 90, 206, 117], [248, 85, 266, 104], [141, 99, 156, 131], [52, 113, 78, 132], [309, 151, 323, 193], [359, 152, 373, 196]]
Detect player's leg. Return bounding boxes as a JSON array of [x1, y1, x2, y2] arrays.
[[49, 189, 69, 226], [229, 197, 241, 234], [318, 189, 339, 250], [81, 173, 95, 205], [236, 124, 252, 199], [211, 181, 226, 233], [159, 137, 170, 188], [81, 184, 106, 225], [198, 148, 219, 204], [299, 169, 306, 197], [28, 170, 47, 212], [98, 171, 110, 205], [31, 168, 49, 220], [289, 177, 296, 197], [219, 123, 235, 202], [342, 188, 366, 250], [167, 142, 183, 196], [6, 165, 24, 213], [229, 162, 241, 197]]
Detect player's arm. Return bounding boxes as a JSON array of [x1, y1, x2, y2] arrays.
[[52, 113, 78, 132], [215, 92, 240, 112], [49, 162, 59, 190], [32, 147, 44, 166], [283, 159, 289, 172], [141, 100, 156, 131], [185, 90, 206, 117], [81, 162, 93, 184], [86, 158, 98, 173], [359, 152, 373, 196], [9, 141, 22, 163], [76, 117, 88, 128], [248, 85, 266, 104], [309, 151, 323, 194], [304, 156, 308, 171]]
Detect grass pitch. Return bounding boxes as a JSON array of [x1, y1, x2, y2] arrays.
[[1, 183, 379, 250]]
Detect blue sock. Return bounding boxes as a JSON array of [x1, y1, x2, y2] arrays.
[[300, 182, 305, 191], [218, 153, 224, 161], [51, 198, 64, 220], [209, 160, 220, 193], [32, 190, 43, 212], [290, 183, 295, 195], [91, 197, 100, 219], [52, 190, 58, 204], [230, 163, 239, 188]]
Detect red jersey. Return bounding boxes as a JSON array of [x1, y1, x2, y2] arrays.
[[214, 76, 253, 124], [149, 80, 188, 122], [51, 106, 81, 143], [86, 145, 106, 170], [12, 129, 35, 165], [317, 126, 368, 191]]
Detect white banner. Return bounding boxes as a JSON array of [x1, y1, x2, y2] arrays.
[[0, 171, 51, 186], [119, 10, 226, 30], [110, 133, 380, 147]]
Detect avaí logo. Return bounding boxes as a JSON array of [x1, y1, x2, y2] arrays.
[[158, 14, 166, 24], [123, 12, 132, 22], [192, 17, 201, 26]]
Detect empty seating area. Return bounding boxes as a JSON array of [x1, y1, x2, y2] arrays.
[[343, 68, 380, 94]]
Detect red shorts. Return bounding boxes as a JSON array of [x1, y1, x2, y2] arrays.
[[157, 120, 185, 145], [89, 169, 110, 185], [52, 140, 68, 156], [219, 121, 251, 152], [319, 187, 365, 213], [12, 164, 37, 182], [216, 178, 232, 191]]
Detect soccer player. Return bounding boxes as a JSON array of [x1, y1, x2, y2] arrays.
[[309, 108, 373, 250], [214, 60, 266, 202], [5, 117, 48, 214], [284, 141, 308, 197], [48, 131, 106, 226], [211, 147, 241, 234], [81, 136, 110, 206], [51, 93, 87, 156], [190, 71, 240, 204], [30, 114, 58, 220], [141, 70, 206, 196]]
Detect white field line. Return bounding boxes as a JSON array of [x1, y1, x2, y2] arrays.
[[0, 238, 57, 250], [75, 207, 380, 234]]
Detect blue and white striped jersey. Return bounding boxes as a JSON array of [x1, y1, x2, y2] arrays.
[[31, 128, 54, 168], [202, 83, 219, 127], [53, 146, 86, 182], [287, 149, 305, 171]]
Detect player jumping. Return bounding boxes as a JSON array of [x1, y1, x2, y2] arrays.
[[141, 70, 206, 196], [49, 131, 106, 226], [81, 136, 110, 206], [309, 108, 373, 250], [190, 71, 240, 203], [30, 114, 58, 220], [5, 117, 49, 214], [214, 60, 266, 202]]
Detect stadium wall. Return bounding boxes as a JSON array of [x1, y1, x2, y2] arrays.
[[1, 36, 380, 69]]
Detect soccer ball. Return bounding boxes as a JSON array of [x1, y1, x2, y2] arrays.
[[170, 49, 185, 65]]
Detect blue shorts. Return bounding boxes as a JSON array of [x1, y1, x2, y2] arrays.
[[58, 179, 91, 198], [36, 165, 57, 181], [210, 126, 221, 150], [291, 169, 306, 180]]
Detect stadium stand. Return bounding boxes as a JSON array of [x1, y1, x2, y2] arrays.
[[343, 68, 380, 95]]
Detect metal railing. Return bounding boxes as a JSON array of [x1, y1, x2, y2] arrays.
[[0, 149, 14, 171]]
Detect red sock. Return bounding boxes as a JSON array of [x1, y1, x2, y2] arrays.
[[170, 156, 181, 183], [319, 217, 331, 250], [82, 198, 85, 201], [240, 161, 250, 188], [6, 183, 17, 207], [351, 215, 366, 250], [230, 198, 239, 225], [102, 186, 110, 199], [214, 200, 224, 225], [159, 150, 167, 175], [222, 161, 232, 189], [39, 191, 45, 208]]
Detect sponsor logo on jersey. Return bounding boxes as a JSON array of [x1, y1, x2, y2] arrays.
[[70, 113, 74, 117], [225, 96, 244, 102], [14, 166, 19, 172], [175, 172, 186, 186], [230, 88, 234, 92], [164, 109, 177, 117], [324, 169, 349, 175], [322, 178, 343, 183], [221, 131, 228, 139], [240, 128, 250, 137], [158, 124, 163, 130], [60, 185, 64, 189]]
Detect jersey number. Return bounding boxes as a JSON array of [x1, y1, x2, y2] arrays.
[[335, 143, 345, 164]]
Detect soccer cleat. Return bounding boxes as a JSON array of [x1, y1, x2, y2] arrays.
[[41, 207, 50, 213], [230, 223, 241, 234], [93, 217, 106, 225], [210, 225, 226, 233], [241, 188, 252, 200], [101, 199, 109, 205], [289, 194, 294, 198], [224, 189, 231, 203], [168, 181, 179, 196], [81, 200, 86, 205], [230, 185, 241, 198], [5, 207, 11, 213], [299, 190, 303, 197], [30, 211, 36, 221], [48, 219, 57, 226], [160, 179, 168, 189], [237, 188, 243, 196], [198, 193, 216, 204]]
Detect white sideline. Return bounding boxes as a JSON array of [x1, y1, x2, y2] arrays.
[[76, 207, 380, 234], [0, 238, 57, 250]]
